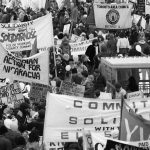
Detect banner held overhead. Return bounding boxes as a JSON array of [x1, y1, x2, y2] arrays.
[[94, 3, 132, 29]]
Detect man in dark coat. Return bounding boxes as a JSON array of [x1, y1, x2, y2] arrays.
[[93, 69, 106, 92], [85, 39, 99, 72]]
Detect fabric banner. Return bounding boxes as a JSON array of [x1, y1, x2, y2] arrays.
[[44, 93, 121, 143], [70, 34, 82, 43], [59, 81, 85, 97], [29, 82, 50, 103], [92, 133, 150, 150], [0, 82, 24, 108], [126, 98, 150, 120], [0, 14, 53, 52], [120, 104, 150, 141], [70, 38, 94, 60], [105, 139, 146, 150], [0, 78, 7, 87], [44, 94, 150, 143], [0, 44, 49, 85], [93, 3, 132, 29]]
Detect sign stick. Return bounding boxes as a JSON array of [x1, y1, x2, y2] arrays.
[[53, 46, 57, 78], [118, 95, 124, 140]]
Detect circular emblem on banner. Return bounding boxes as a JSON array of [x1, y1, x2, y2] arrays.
[[106, 9, 120, 25]]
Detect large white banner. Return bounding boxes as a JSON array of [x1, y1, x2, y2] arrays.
[[44, 93, 121, 144], [0, 14, 53, 52], [44, 93, 150, 145], [94, 3, 132, 29], [0, 44, 49, 85]]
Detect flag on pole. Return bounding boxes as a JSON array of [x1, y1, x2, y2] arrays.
[[120, 102, 150, 141]]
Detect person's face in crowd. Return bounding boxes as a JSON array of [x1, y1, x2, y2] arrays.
[[88, 75, 94, 82], [81, 34, 86, 40], [22, 131, 29, 142], [139, 35, 145, 41], [56, 59, 61, 65], [89, 34, 94, 39], [94, 71, 99, 78], [25, 107, 30, 114], [98, 37, 102, 42], [69, 61, 75, 68], [116, 87, 121, 93], [86, 82, 93, 89], [94, 42, 98, 46]]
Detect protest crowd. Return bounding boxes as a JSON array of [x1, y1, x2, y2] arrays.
[[0, 0, 150, 150]]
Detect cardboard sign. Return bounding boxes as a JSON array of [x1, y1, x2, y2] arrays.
[[0, 44, 49, 85], [0, 14, 53, 52], [0, 82, 24, 108], [70, 34, 82, 43], [60, 81, 85, 97], [127, 91, 143, 99], [94, 3, 132, 29], [29, 82, 50, 102], [120, 104, 150, 141], [99, 92, 112, 99], [63, 24, 71, 34]]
